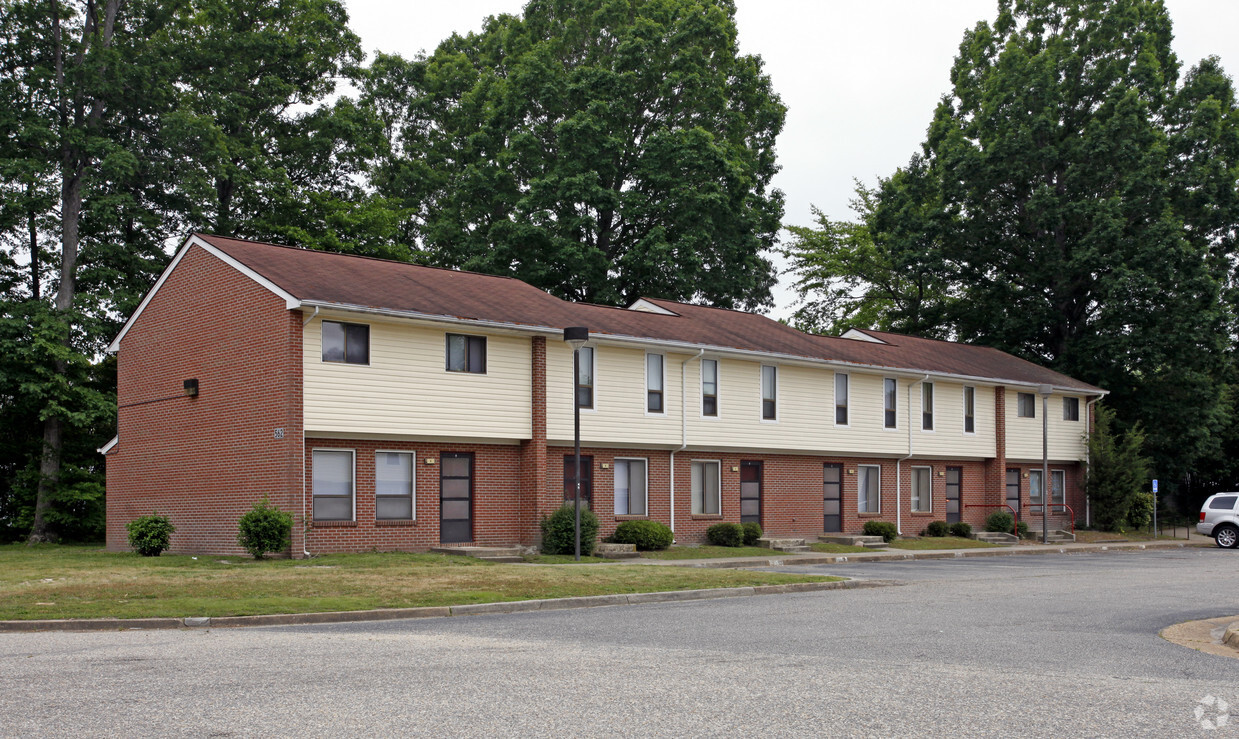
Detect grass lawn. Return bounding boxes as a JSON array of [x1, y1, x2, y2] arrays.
[[639, 545, 781, 560], [809, 542, 876, 554], [521, 554, 612, 564], [886, 537, 1002, 550], [0, 544, 835, 621]]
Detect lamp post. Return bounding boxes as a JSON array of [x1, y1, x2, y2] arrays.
[[564, 327, 589, 561], [1038, 384, 1053, 544]]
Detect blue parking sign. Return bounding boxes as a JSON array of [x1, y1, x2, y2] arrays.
[[1152, 479, 1158, 493]]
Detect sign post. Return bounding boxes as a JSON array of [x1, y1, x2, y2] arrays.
[[1152, 479, 1159, 537]]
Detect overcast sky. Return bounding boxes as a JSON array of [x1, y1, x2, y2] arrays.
[[343, 0, 1239, 318]]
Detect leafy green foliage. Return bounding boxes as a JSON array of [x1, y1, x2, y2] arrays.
[[984, 512, 1015, 535], [741, 521, 763, 546], [540, 505, 599, 556], [861, 520, 898, 543], [364, 0, 785, 309], [610, 520, 673, 551], [923, 521, 950, 538], [236, 498, 294, 559], [705, 522, 745, 547], [1086, 405, 1153, 531], [948, 522, 972, 538], [126, 513, 174, 556]]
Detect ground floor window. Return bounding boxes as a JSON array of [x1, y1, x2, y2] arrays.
[[614, 458, 648, 516], [911, 466, 932, 513], [691, 460, 720, 515], [1051, 469, 1065, 507], [375, 451, 415, 520], [858, 464, 880, 514], [312, 449, 354, 521]]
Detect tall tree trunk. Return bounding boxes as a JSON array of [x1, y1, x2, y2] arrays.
[[28, 202, 40, 302]]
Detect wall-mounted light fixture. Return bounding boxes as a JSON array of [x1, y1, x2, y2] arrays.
[[847, 468, 856, 475], [183, 378, 199, 397], [425, 458, 437, 465], [600, 463, 611, 469], [938, 470, 945, 477], [730, 466, 740, 473]]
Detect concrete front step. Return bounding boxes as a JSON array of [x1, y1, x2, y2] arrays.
[[819, 534, 887, 548], [431, 546, 523, 560], [757, 537, 810, 553], [595, 543, 640, 559], [974, 531, 1018, 544]]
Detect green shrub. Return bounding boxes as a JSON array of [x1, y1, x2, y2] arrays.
[[862, 520, 898, 543], [949, 522, 972, 538], [126, 513, 175, 557], [1128, 492, 1154, 529], [984, 511, 1015, 533], [611, 520, 673, 551], [237, 497, 294, 559], [540, 505, 599, 555], [741, 522, 763, 546], [1017, 521, 1031, 539], [706, 522, 745, 547], [924, 521, 950, 537]]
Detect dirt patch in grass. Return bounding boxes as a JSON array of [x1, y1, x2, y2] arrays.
[[639, 545, 780, 560], [809, 542, 875, 554], [1072, 529, 1199, 544], [0, 544, 831, 620], [886, 537, 1002, 550]]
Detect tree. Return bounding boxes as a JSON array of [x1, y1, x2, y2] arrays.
[[1086, 404, 1152, 531], [785, 0, 1239, 485], [367, 0, 785, 309]]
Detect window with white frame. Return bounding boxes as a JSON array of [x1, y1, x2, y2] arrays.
[[576, 346, 594, 409], [446, 333, 486, 373], [1017, 392, 1036, 418], [312, 449, 354, 521], [858, 464, 880, 513], [911, 466, 932, 513], [322, 321, 369, 364], [922, 382, 934, 431], [375, 451, 415, 520], [884, 378, 897, 429], [964, 386, 976, 433], [835, 373, 849, 425], [646, 353, 664, 413], [761, 365, 777, 420], [701, 359, 719, 417], [691, 460, 721, 515], [1063, 396, 1079, 421], [613, 458, 647, 516]]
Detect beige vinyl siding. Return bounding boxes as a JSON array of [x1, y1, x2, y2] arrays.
[[1005, 392, 1088, 462], [304, 316, 531, 440], [913, 380, 997, 459], [547, 342, 683, 446]]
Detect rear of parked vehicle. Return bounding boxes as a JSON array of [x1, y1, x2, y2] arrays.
[[1198, 493, 1239, 548]]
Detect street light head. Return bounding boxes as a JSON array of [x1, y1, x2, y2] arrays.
[[1037, 384, 1053, 397], [564, 326, 589, 351]]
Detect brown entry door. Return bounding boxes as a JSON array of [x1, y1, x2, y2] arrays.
[[740, 461, 762, 525], [823, 463, 842, 532], [440, 453, 473, 544], [945, 466, 962, 524]]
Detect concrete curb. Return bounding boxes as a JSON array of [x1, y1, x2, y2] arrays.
[[0, 578, 883, 633]]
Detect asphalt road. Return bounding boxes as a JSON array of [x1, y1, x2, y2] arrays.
[[2, 549, 1237, 737]]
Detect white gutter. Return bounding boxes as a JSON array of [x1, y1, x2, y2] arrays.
[[895, 374, 930, 535], [1083, 395, 1102, 528], [669, 349, 705, 535], [299, 307, 319, 558]]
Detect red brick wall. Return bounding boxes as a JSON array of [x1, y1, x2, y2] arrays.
[[106, 244, 303, 555]]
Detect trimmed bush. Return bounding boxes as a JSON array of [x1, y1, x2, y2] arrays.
[[949, 522, 972, 538], [611, 520, 673, 551], [984, 511, 1015, 534], [741, 521, 763, 546], [706, 522, 745, 547], [924, 521, 950, 538], [1017, 521, 1031, 539], [862, 520, 898, 543], [540, 505, 600, 556], [237, 497, 294, 559], [127, 513, 174, 557]]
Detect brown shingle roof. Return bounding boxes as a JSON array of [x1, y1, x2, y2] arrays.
[[198, 234, 1103, 393]]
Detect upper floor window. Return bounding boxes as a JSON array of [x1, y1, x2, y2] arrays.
[[1063, 396, 1080, 421], [964, 386, 976, 433], [576, 346, 594, 409], [884, 378, 897, 429], [322, 321, 369, 364], [761, 365, 777, 420], [701, 359, 719, 417], [835, 373, 849, 425], [646, 353, 664, 413], [1017, 392, 1036, 418], [446, 334, 486, 373], [922, 382, 934, 431]]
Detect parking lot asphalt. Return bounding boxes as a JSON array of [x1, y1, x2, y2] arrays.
[[1, 549, 1236, 737]]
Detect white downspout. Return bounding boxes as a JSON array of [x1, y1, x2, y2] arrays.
[[670, 349, 705, 536], [1084, 395, 1101, 528], [299, 307, 319, 558], [896, 374, 930, 536]]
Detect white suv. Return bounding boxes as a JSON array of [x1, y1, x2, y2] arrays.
[[1198, 493, 1239, 548]]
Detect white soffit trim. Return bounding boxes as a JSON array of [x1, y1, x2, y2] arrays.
[[98, 435, 118, 454], [105, 234, 301, 353], [841, 328, 888, 344], [626, 298, 680, 316]]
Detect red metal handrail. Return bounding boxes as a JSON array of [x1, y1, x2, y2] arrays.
[[964, 503, 1019, 537], [1046, 504, 1075, 538]]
